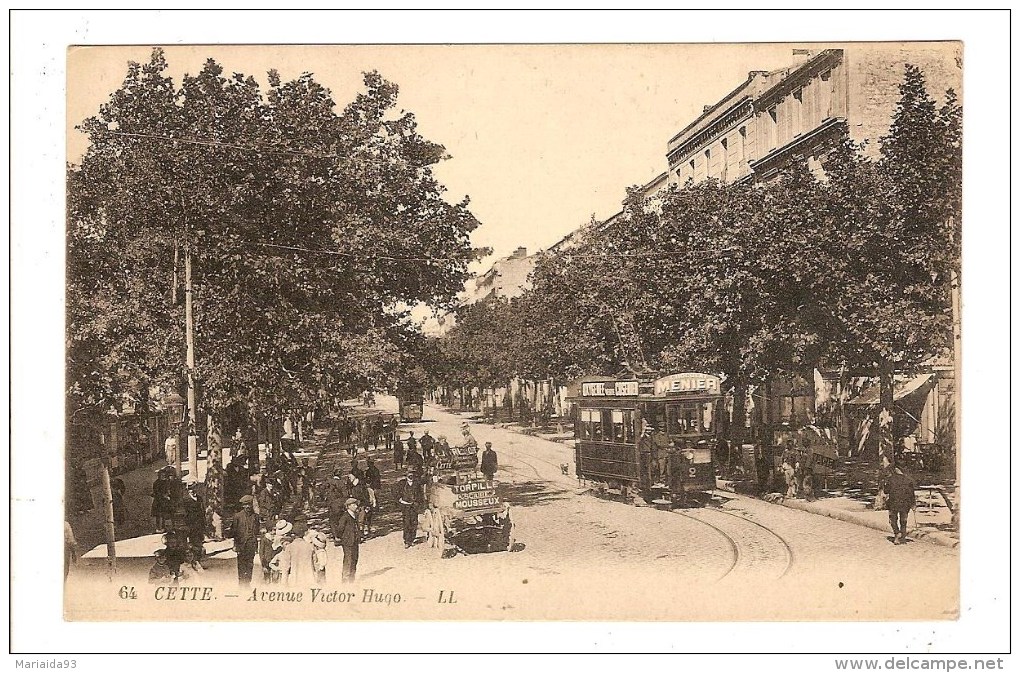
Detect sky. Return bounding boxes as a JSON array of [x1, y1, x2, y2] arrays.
[[67, 43, 801, 269]]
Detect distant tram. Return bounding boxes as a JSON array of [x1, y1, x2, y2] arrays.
[[570, 372, 723, 506], [397, 390, 425, 423]]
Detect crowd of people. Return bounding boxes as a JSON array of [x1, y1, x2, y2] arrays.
[[138, 406, 506, 588], [334, 411, 397, 455], [146, 465, 209, 584]]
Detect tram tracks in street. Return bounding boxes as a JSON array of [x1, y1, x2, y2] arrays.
[[500, 437, 795, 583], [674, 506, 794, 582]]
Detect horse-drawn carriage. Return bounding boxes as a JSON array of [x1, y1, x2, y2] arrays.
[[423, 442, 513, 556]]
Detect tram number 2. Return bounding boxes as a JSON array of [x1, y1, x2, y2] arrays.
[[688, 467, 697, 479]]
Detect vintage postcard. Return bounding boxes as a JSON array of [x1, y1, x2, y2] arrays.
[[61, 41, 963, 624]]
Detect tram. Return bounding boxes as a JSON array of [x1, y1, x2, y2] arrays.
[[570, 371, 724, 506], [397, 390, 425, 423]]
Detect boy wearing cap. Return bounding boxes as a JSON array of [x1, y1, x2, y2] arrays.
[[307, 530, 328, 584]]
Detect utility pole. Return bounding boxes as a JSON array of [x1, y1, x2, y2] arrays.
[[185, 239, 199, 482], [951, 268, 961, 488], [172, 240, 184, 478]]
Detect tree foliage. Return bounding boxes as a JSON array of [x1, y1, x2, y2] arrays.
[[429, 64, 961, 449], [67, 48, 481, 430]]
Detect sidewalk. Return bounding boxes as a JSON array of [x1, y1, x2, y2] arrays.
[[467, 408, 960, 550], [72, 456, 170, 555], [716, 479, 959, 548]]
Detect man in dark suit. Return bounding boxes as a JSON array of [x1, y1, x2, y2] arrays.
[[332, 497, 361, 582], [396, 471, 420, 548], [405, 445, 425, 478], [480, 442, 498, 481], [419, 430, 435, 462], [883, 466, 917, 545], [231, 495, 260, 586]]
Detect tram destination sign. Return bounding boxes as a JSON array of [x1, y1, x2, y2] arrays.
[[653, 372, 722, 396], [581, 380, 639, 397]]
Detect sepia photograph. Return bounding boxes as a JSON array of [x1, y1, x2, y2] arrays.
[[8, 8, 1012, 660], [61, 39, 963, 623]]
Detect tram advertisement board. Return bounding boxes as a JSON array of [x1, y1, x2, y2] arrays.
[[654, 372, 721, 396], [581, 380, 639, 397]]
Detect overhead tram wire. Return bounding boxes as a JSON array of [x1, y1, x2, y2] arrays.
[[85, 128, 342, 160], [245, 241, 738, 262]]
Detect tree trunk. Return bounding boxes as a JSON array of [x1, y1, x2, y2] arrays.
[[205, 414, 225, 540], [531, 380, 539, 427], [877, 359, 895, 466], [256, 413, 267, 469], [99, 432, 117, 579], [176, 405, 187, 477], [730, 378, 747, 448]]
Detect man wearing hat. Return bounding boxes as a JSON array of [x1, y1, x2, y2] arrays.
[[419, 430, 435, 462], [256, 478, 282, 529], [405, 441, 425, 478], [405, 431, 418, 460], [181, 477, 206, 557], [481, 441, 498, 481], [151, 467, 173, 533], [396, 470, 420, 548], [640, 423, 670, 487], [332, 497, 361, 582], [231, 495, 260, 586], [883, 466, 917, 545], [460, 422, 479, 453]]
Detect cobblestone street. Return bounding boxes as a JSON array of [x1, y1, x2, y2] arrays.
[[67, 398, 958, 621], [405, 404, 958, 619]]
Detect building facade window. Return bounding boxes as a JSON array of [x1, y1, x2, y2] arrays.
[[720, 137, 729, 181], [704, 148, 711, 178], [767, 106, 778, 151], [738, 126, 747, 174], [793, 88, 804, 136]]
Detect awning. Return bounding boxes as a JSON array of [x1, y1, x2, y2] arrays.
[[845, 374, 935, 406]]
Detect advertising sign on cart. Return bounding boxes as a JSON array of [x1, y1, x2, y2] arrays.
[[451, 479, 500, 511]]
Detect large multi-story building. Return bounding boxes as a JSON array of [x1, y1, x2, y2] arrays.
[[659, 44, 961, 458], [666, 44, 961, 187], [461, 246, 536, 304], [421, 246, 537, 337]]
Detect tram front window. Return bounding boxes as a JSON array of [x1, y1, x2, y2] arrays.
[[611, 410, 626, 443], [666, 402, 714, 436]]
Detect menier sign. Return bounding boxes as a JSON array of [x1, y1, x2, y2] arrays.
[[581, 380, 639, 397], [653, 372, 722, 396]]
